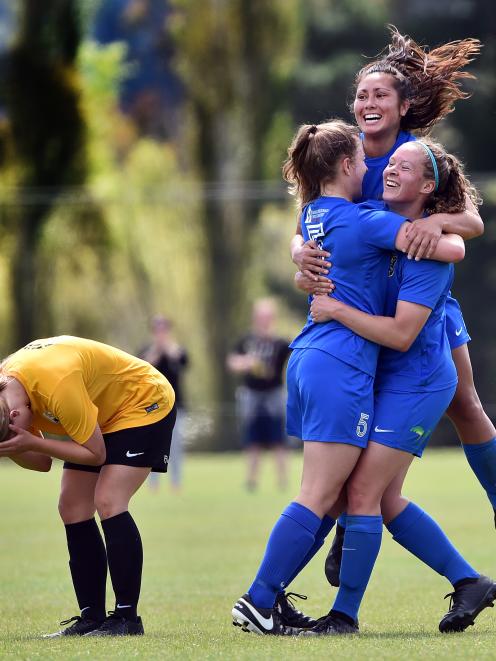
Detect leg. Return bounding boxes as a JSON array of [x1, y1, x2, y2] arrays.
[[46, 468, 106, 637], [168, 408, 184, 492], [246, 444, 262, 491], [330, 442, 413, 623], [448, 345, 496, 515], [94, 465, 150, 625], [274, 443, 289, 490]]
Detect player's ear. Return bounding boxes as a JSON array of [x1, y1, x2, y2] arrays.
[[342, 156, 352, 176]]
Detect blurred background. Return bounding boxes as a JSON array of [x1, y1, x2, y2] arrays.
[[0, 0, 494, 452]]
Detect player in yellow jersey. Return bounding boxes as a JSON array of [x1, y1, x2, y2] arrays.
[[0, 336, 176, 637]]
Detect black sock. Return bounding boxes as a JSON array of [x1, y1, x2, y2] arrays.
[[101, 511, 142, 621], [65, 518, 107, 622]]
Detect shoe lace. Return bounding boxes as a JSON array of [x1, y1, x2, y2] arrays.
[[282, 592, 308, 614], [96, 611, 124, 631], [443, 590, 459, 612], [59, 615, 81, 627]]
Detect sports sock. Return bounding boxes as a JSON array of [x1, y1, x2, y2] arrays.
[[285, 514, 335, 587], [386, 502, 479, 585], [65, 518, 107, 622], [332, 514, 383, 621], [248, 501, 321, 608], [101, 511, 142, 621], [463, 438, 496, 509]]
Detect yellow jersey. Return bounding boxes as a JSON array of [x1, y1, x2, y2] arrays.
[[4, 336, 175, 444]]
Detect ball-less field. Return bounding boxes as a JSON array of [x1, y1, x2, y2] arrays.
[[0, 449, 495, 660]]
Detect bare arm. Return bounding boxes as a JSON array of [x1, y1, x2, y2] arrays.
[[395, 223, 465, 263], [403, 195, 483, 260], [310, 297, 431, 352], [0, 423, 106, 466], [10, 452, 52, 472]]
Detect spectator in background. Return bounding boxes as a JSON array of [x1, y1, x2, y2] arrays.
[[141, 315, 188, 491], [227, 299, 291, 491]]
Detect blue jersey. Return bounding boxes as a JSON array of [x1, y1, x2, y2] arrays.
[[375, 254, 457, 392], [358, 130, 416, 202], [290, 196, 405, 377]]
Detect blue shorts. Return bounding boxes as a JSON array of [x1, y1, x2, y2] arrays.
[[286, 348, 374, 447], [446, 295, 471, 350], [371, 385, 456, 457]]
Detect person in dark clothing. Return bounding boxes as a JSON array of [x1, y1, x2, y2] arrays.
[[227, 299, 291, 491]]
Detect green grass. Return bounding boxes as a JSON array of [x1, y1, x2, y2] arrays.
[[0, 449, 495, 660]]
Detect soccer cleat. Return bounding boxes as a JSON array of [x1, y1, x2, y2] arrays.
[[275, 591, 317, 629], [84, 612, 144, 636], [43, 615, 103, 638], [324, 522, 345, 587], [439, 575, 496, 633], [299, 612, 359, 636], [232, 593, 299, 635]]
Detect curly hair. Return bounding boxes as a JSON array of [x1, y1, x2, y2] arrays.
[[355, 25, 481, 133], [414, 139, 481, 215], [282, 119, 359, 207]]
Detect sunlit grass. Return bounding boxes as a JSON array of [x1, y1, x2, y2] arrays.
[[0, 448, 495, 660]]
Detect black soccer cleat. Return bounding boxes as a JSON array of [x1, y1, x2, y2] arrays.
[[43, 615, 103, 638], [325, 522, 345, 587], [232, 593, 299, 635], [439, 575, 496, 633], [275, 591, 317, 629], [84, 612, 144, 636], [299, 611, 359, 636]]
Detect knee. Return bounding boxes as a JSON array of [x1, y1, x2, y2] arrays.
[[297, 484, 342, 517], [346, 478, 379, 514], [447, 386, 484, 425], [94, 491, 124, 520], [58, 494, 95, 525]]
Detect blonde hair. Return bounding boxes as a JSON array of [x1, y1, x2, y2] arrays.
[[0, 397, 10, 443]]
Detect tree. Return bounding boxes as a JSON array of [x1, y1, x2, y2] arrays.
[[5, 0, 86, 344], [171, 0, 302, 446]]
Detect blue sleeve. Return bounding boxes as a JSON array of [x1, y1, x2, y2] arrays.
[[357, 206, 406, 251], [397, 259, 451, 309]]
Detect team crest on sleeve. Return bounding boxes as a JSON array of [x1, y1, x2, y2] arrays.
[[43, 411, 60, 424]]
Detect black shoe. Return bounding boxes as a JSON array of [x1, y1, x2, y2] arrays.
[[439, 575, 496, 633], [299, 612, 358, 637], [43, 615, 103, 638], [84, 612, 144, 636], [275, 591, 317, 629], [232, 593, 299, 635], [325, 523, 345, 587]]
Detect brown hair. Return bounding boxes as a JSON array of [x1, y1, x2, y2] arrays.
[[355, 25, 481, 133], [415, 139, 481, 215], [282, 119, 360, 207]]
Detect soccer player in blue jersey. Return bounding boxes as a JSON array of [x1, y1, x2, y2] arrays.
[[302, 139, 496, 635], [293, 28, 496, 585], [231, 120, 464, 636]]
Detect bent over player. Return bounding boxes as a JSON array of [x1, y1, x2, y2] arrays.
[[0, 335, 176, 637]]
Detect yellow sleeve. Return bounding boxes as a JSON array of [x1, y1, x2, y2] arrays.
[[50, 373, 98, 444]]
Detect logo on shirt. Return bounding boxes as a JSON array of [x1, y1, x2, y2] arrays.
[[164, 454, 169, 465], [145, 402, 159, 414], [455, 327, 463, 336], [388, 253, 398, 278], [43, 411, 60, 424]]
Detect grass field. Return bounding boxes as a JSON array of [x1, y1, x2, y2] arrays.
[[1, 449, 496, 660]]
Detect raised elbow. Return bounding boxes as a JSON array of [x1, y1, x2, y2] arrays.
[[471, 219, 484, 239], [40, 457, 53, 472], [451, 244, 465, 263], [391, 335, 415, 352]]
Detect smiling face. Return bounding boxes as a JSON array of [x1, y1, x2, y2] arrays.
[[354, 72, 409, 137], [382, 142, 435, 206]]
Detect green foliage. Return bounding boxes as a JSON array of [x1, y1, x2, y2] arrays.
[[1, 450, 496, 659]]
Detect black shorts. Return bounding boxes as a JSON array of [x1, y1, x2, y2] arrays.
[[63, 406, 177, 474]]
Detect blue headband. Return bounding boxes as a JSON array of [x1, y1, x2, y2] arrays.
[[417, 142, 439, 192]]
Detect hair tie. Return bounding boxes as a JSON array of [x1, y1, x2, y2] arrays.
[[417, 142, 439, 191]]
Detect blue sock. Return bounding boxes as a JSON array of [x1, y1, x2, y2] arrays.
[[386, 502, 479, 586], [248, 502, 321, 608], [337, 513, 347, 528], [463, 438, 496, 509], [284, 515, 335, 588], [331, 515, 382, 621]]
